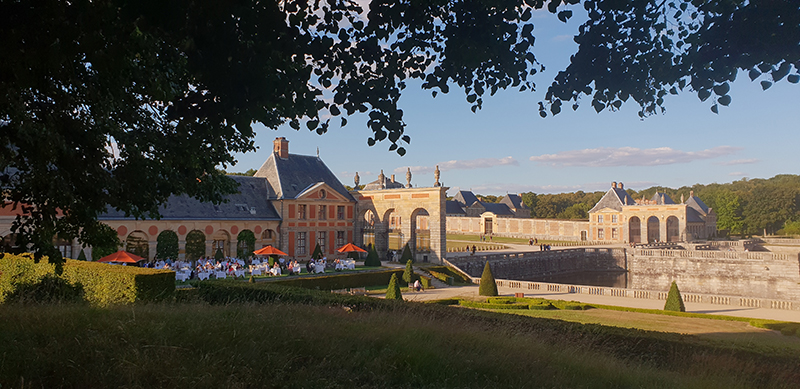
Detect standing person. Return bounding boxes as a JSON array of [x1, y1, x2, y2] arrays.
[[471, 245, 477, 255], [529, 238, 533, 246]]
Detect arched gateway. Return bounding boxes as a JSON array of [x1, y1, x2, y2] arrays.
[[353, 187, 446, 263]]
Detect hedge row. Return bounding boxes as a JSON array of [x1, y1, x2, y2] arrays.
[[427, 270, 454, 285], [197, 280, 392, 310], [458, 297, 593, 311], [268, 269, 405, 290], [426, 266, 472, 284], [0, 254, 175, 306]]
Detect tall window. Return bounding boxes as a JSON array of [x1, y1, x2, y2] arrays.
[[296, 232, 306, 255], [318, 205, 327, 220], [390, 215, 401, 229], [612, 228, 619, 239], [337, 206, 345, 220], [611, 215, 618, 223], [598, 229, 605, 240], [298, 204, 307, 220], [597, 215, 604, 223], [336, 231, 345, 247], [318, 231, 326, 253]]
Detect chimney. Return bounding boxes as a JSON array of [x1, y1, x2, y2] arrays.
[[612, 181, 617, 189], [391, 174, 395, 183], [273, 137, 289, 159], [619, 182, 624, 189]]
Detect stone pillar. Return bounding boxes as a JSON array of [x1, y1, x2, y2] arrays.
[[431, 209, 445, 264], [401, 214, 413, 254], [178, 239, 186, 261], [148, 240, 157, 261], [375, 221, 388, 260], [230, 238, 238, 258], [642, 217, 649, 244], [660, 216, 668, 243]]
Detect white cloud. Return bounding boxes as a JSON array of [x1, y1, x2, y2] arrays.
[[716, 158, 758, 166], [529, 146, 741, 167], [728, 172, 748, 177], [395, 156, 519, 174]]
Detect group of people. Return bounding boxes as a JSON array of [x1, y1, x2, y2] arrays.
[[479, 233, 493, 242]]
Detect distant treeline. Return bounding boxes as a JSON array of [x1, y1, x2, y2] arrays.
[[475, 174, 800, 236]]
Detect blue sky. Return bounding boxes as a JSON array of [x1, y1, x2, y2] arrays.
[[231, 7, 799, 196]]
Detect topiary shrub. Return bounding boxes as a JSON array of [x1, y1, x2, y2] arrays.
[[664, 281, 686, 312], [478, 261, 498, 296], [156, 230, 179, 260], [214, 248, 224, 261], [400, 243, 413, 263], [311, 243, 323, 260], [402, 260, 414, 284], [76, 249, 87, 261], [364, 244, 381, 267], [385, 273, 402, 300]]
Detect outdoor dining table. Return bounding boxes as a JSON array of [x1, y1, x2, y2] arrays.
[[314, 263, 325, 274], [234, 269, 245, 278], [197, 272, 210, 281], [214, 271, 227, 279]]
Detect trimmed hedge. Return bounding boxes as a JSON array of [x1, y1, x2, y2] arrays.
[[427, 266, 472, 284], [197, 279, 388, 310], [269, 269, 404, 291], [664, 281, 686, 312], [0, 254, 175, 306], [478, 262, 498, 296]]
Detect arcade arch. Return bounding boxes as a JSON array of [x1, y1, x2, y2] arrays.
[[212, 230, 231, 257], [125, 230, 149, 260], [628, 216, 641, 243], [667, 216, 680, 242], [185, 230, 206, 261], [647, 216, 660, 243], [411, 208, 431, 252]]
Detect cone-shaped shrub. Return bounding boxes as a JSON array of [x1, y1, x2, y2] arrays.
[[364, 244, 381, 267], [400, 243, 413, 263], [664, 281, 686, 312], [385, 273, 402, 300], [214, 248, 224, 261], [311, 243, 323, 259], [479, 261, 498, 296], [402, 260, 414, 284], [76, 250, 87, 261]]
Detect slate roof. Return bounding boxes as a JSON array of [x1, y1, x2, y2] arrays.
[[254, 153, 355, 202], [686, 195, 710, 215], [589, 187, 637, 213], [445, 200, 466, 215], [99, 176, 280, 221], [483, 202, 514, 216], [686, 207, 706, 223], [650, 192, 675, 205], [500, 194, 528, 210], [453, 190, 479, 207], [363, 176, 404, 190]]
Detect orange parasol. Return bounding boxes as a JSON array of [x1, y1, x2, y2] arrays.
[[253, 245, 288, 256], [337, 243, 367, 253], [97, 251, 145, 264]]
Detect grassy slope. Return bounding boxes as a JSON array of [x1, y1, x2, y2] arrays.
[[2, 298, 800, 388]]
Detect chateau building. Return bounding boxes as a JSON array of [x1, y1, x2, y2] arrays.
[[588, 182, 717, 243]]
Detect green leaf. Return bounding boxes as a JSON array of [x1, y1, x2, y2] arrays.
[[697, 89, 711, 102], [760, 81, 772, 90], [557, 10, 573, 23], [749, 68, 760, 81], [788, 74, 800, 84], [711, 104, 718, 114], [397, 147, 406, 156], [367, 138, 375, 146], [717, 95, 731, 106], [466, 94, 477, 103], [290, 119, 300, 130], [306, 120, 319, 130], [712, 83, 729, 96]]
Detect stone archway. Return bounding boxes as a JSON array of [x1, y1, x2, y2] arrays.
[[212, 230, 231, 258], [357, 208, 377, 249], [412, 208, 431, 255], [185, 230, 206, 261], [647, 216, 660, 243], [628, 216, 641, 243], [667, 216, 680, 242], [353, 187, 446, 263], [237, 229, 256, 258], [156, 230, 179, 260], [126, 230, 149, 260]]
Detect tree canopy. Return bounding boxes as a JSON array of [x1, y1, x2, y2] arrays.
[[1, 0, 797, 261]]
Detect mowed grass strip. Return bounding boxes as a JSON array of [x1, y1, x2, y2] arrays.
[[2, 300, 800, 388]]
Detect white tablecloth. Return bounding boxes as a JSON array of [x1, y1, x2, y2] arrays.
[[234, 269, 245, 278], [214, 271, 227, 279], [197, 272, 210, 281], [314, 264, 325, 274]]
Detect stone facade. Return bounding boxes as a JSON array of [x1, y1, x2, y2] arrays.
[[353, 186, 447, 263], [446, 216, 589, 241]]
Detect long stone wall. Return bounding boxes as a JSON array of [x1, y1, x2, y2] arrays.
[[447, 248, 626, 280], [446, 216, 588, 241], [447, 247, 800, 303], [630, 249, 800, 301]]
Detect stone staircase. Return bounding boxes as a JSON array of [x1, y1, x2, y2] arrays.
[[414, 266, 450, 289]]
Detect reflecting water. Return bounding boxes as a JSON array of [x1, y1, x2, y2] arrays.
[[520, 271, 629, 288]]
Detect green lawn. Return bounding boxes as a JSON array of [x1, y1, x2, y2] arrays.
[[3, 286, 800, 388]]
